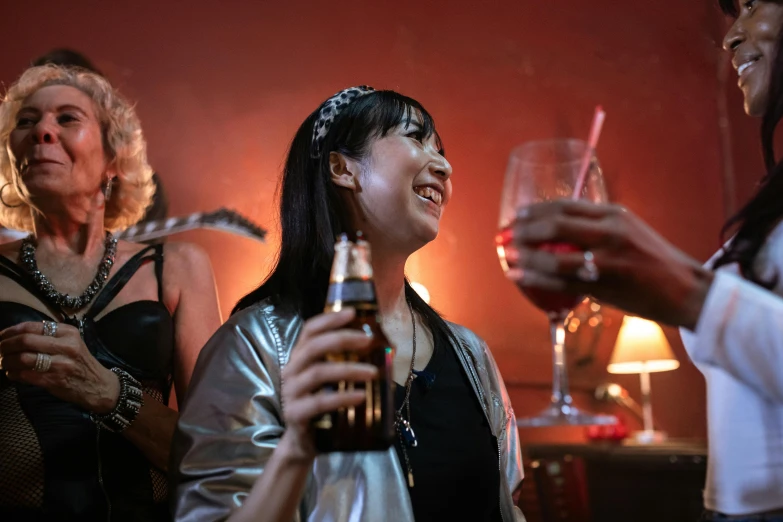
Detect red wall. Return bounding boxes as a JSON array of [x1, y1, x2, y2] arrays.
[[3, 0, 756, 443]]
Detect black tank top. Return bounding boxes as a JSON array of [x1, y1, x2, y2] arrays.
[[0, 244, 175, 522]]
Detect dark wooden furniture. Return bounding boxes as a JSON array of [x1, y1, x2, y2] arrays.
[[518, 441, 707, 522]]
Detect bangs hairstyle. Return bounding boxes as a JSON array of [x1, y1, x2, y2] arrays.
[[320, 91, 444, 162], [0, 65, 155, 232], [234, 90, 447, 325]]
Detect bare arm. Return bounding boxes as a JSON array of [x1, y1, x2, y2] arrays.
[[0, 242, 221, 472], [121, 242, 222, 471]]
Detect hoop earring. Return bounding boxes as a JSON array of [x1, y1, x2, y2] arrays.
[[103, 178, 114, 201], [0, 183, 21, 208]]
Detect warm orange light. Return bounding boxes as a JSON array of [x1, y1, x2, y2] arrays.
[[608, 317, 679, 374], [409, 281, 431, 304]]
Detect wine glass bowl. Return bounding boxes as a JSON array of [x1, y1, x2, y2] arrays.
[[498, 138, 616, 427]]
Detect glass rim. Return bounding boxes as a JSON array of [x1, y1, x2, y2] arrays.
[[510, 138, 589, 167]]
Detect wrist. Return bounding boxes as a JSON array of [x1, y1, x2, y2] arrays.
[[92, 368, 121, 414], [90, 368, 144, 433], [278, 430, 317, 466]]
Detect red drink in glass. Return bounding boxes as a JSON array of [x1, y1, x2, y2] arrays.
[[521, 242, 583, 316], [495, 139, 615, 427], [497, 230, 582, 315]]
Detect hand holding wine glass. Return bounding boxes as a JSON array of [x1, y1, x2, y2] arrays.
[[496, 135, 616, 427]]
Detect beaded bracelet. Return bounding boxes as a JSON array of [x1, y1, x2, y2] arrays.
[[90, 367, 144, 433]]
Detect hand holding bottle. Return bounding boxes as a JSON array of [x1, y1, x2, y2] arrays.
[[280, 308, 378, 460]]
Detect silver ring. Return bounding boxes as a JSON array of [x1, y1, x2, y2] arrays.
[[33, 352, 52, 373], [576, 250, 600, 282], [42, 320, 57, 337]]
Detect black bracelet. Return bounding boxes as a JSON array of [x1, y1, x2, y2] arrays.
[[90, 367, 144, 433]]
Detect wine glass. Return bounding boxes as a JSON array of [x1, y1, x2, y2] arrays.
[[497, 138, 617, 427]]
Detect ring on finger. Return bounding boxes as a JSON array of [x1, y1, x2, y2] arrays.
[[576, 250, 600, 283], [33, 352, 52, 373], [42, 320, 58, 337]]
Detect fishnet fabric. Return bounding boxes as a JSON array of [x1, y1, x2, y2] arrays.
[[0, 378, 172, 508], [141, 380, 169, 504], [0, 383, 44, 508]]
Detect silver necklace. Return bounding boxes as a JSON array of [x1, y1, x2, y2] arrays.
[[395, 298, 418, 487], [20, 231, 118, 310]]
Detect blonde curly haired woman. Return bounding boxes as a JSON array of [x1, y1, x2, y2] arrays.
[[0, 65, 221, 522]]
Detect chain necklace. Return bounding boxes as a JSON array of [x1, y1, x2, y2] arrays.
[[395, 298, 418, 488], [20, 231, 118, 310]]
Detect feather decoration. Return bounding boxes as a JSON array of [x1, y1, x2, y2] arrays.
[[115, 207, 266, 243]]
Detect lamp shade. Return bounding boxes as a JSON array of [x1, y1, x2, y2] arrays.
[[607, 316, 680, 374]]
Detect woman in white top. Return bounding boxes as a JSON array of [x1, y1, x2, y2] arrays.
[[505, 1, 783, 520]]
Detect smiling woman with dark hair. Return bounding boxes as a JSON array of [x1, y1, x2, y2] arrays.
[[505, 1, 783, 520], [171, 87, 525, 522]]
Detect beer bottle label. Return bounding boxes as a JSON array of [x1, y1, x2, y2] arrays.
[[326, 280, 376, 305]]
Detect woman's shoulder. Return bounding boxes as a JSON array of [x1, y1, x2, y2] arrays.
[[114, 239, 210, 266], [154, 241, 212, 270], [444, 320, 486, 350], [225, 297, 300, 328], [443, 320, 506, 373], [211, 297, 303, 366], [132, 240, 214, 291]]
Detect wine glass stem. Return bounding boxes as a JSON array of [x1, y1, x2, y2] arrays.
[[549, 317, 572, 406]]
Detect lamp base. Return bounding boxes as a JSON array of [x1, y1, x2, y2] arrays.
[[623, 429, 668, 445]]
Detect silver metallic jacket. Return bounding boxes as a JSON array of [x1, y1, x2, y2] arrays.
[[171, 299, 526, 521]]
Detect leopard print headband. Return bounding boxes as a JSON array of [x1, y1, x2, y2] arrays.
[[311, 85, 375, 158]]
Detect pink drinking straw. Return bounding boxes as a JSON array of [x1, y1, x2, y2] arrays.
[[571, 106, 606, 200]]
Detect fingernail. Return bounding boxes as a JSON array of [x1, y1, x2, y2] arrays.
[[360, 324, 374, 337], [495, 229, 512, 246], [504, 248, 520, 263], [506, 268, 524, 281]]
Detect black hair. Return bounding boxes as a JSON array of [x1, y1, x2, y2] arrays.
[[233, 90, 454, 341], [32, 48, 102, 76], [713, 0, 783, 286], [718, 0, 739, 16]]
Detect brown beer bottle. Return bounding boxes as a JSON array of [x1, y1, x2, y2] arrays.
[[312, 232, 395, 452]]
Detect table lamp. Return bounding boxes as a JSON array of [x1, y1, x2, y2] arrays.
[[607, 316, 679, 444]]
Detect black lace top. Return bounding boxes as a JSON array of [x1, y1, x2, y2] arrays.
[[0, 244, 175, 522]]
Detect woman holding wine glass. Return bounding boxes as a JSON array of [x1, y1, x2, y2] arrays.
[[506, 1, 783, 520]]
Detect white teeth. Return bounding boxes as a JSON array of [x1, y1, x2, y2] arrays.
[[738, 60, 757, 76], [414, 186, 442, 206]]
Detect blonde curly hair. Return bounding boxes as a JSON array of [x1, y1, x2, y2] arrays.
[[0, 65, 155, 232]]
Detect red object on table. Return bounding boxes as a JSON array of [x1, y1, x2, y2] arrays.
[[586, 415, 629, 442]]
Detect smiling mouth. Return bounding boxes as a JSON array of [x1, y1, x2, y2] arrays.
[[22, 159, 60, 168], [413, 186, 443, 207], [738, 57, 761, 84]]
